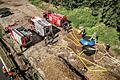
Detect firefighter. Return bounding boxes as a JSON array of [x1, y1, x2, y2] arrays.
[[89, 32, 98, 43], [45, 31, 54, 45], [48, 32, 54, 44], [82, 67, 88, 72], [43, 10, 51, 20], [43, 13, 47, 19], [44, 36, 48, 45], [62, 21, 69, 31], [10, 67, 16, 73], [2, 66, 8, 76], [93, 32, 98, 42], [80, 29, 86, 38], [106, 44, 110, 52], [96, 35, 98, 43], [8, 68, 14, 78]]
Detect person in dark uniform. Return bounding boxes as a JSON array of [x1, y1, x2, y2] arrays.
[[62, 20, 69, 31], [81, 29, 86, 38], [96, 35, 98, 43], [45, 31, 54, 45], [82, 67, 88, 72], [83, 29, 85, 34], [106, 44, 110, 51], [96, 36, 98, 40], [2, 66, 8, 76]]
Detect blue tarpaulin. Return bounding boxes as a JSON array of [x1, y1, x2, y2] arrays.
[[80, 36, 95, 46]]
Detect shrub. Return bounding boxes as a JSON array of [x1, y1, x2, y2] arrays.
[[57, 7, 98, 28], [87, 23, 119, 46]]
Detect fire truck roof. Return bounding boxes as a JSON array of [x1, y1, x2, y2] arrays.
[[13, 25, 31, 37], [50, 13, 66, 19], [31, 17, 52, 27]]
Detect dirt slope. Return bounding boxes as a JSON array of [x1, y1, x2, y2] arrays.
[[0, 0, 28, 6]]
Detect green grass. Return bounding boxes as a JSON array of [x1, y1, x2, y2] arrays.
[[29, 0, 41, 6], [56, 7, 98, 28], [112, 48, 120, 55], [86, 23, 119, 46]]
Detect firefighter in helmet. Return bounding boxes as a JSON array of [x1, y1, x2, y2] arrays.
[[106, 44, 110, 52], [80, 28, 86, 38], [45, 31, 54, 45], [8, 68, 14, 78], [2, 66, 8, 76], [62, 20, 69, 31]]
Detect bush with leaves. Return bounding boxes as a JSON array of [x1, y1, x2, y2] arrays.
[[57, 7, 98, 28]]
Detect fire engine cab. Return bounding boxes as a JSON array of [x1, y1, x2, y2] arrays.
[[6, 24, 32, 47], [30, 17, 55, 45], [43, 11, 71, 31]]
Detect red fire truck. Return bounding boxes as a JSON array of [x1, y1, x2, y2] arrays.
[[43, 11, 71, 31], [5, 24, 32, 47]]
